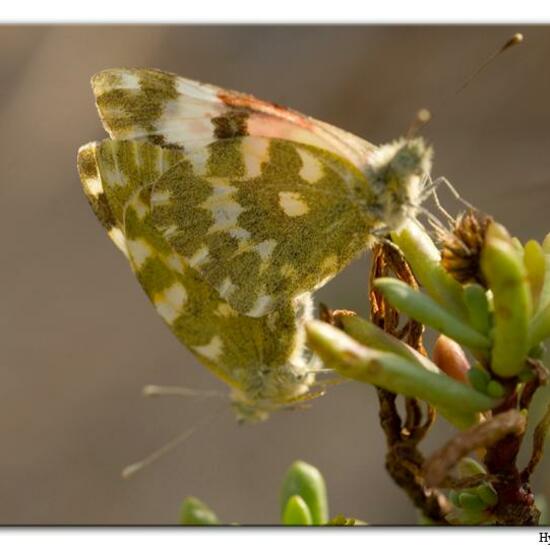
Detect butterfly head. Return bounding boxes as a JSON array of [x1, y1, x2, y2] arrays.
[[365, 137, 433, 232]]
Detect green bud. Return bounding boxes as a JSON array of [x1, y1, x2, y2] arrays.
[[481, 223, 532, 377], [453, 508, 492, 525], [476, 484, 498, 507], [280, 461, 328, 525], [457, 456, 487, 477], [373, 278, 490, 351], [511, 237, 524, 256], [486, 380, 505, 398], [448, 490, 460, 507], [282, 495, 313, 526], [458, 492, 487, 512], [180, 497, 220, 525]]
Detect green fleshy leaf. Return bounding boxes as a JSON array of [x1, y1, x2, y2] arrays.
[[529, 302, 550, 348], [282, 495, 313, 526], [391, 220, 468, 320], [468, 366, 491, 394], [180, 497, 220, 525], [481, 223, 532, 377], [463, 284, 491, 336], [339, 315, 478, 427], [486, 380, 505, 398], [339, 314, 439, 373], [537, 234, 550, 313], [373, 278, 490, 351], [306, 321, 498, 415], [281, 461, 328, 525], [524, 240, 546, 307]]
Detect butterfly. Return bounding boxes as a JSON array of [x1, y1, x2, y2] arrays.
[[77, 68, 433, 422]]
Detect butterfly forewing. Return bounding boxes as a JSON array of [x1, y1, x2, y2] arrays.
[[91, 68, 376, 170]]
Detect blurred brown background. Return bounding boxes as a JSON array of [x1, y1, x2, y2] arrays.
[[1, 25, 549, 525]]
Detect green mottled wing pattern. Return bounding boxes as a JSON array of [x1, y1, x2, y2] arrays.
[[78, 139, 315, 420], [91, 68, 375, 170], [77, 139, 186, 256], [150, 136, 379, 317]]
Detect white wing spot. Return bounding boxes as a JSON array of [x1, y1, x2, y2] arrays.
[[229, 227, 251, 242], [83, 176, 103, 197], [162, 224, 179, 238], [254, 239, 277, 261], [187, 147, 209, 175], [108, 227, 129, 257], [154, 282, 188, 324], [166, 253, 185, 272], [133, 197, 149, 219], [204, 199, 244, 233], [193, 335, 223, 361], [151, 190, 172, 206], [200, 181, 244, 233], [241, 138, 270, 178], [278, 192, 310, 217], [188, 246, 210, 268], [215, 303, 236, 317], [126, 239, 154, 268], [217, 277, 238, 298], [118, 71, 141, 89], [297, 148, 324, 183], [247, 294, 274, 317]]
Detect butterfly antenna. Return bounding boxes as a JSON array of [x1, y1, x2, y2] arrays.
[[143, 385, 224, 399], [121, 405, 224, 479], [456, 32, 524, 95], [406, 108, 432, 139]]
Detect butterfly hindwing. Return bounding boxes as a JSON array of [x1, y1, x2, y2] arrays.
[[78, 139, 315, 418], [77, 139, 186, 256], [149, 136, 379, 317]]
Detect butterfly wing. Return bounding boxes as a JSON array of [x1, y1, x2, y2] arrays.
[[77, 139, 186, 256], [91, 68, 376, 171], [77, 139, 314, 415], [149, 136, 379, 317]]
